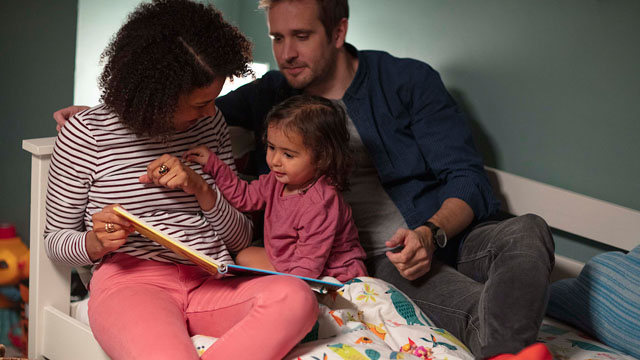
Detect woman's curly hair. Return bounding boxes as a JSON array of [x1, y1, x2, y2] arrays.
[[264, 95, 353, 191], [99, 0, 253, 137]]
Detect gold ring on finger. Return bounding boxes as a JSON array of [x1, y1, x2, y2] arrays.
[[158, 164, 170, 176], [105, 222, 116, 233]]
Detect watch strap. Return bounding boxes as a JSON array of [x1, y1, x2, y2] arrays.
[[424, 221, 442, 248]]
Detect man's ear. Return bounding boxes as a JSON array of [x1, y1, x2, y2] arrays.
[[333, 18, 348, 48]]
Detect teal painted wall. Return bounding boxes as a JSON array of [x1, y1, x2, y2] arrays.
[[0, 1, 78, 246], [231, 2, 275, 69], [346, 0, 640, 261], [345, 0, 640, 213], [236, 0, 639, 261], [238, 0, 640, 211], [5, 1, 637, 262], [209, 1, 274, 68]]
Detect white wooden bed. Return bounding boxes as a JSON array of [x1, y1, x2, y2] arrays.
[[22, 136, 640, 360]]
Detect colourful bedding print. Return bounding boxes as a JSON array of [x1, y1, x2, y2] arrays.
[[187, 276, 639, 359], [537, 318, 636, 360], [285, 277, 474, 360]]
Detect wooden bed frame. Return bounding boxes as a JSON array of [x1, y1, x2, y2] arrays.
[[22, 136, 640, 360]]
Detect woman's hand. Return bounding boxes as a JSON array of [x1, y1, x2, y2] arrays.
[[87, 204, 134, 261], [139, 154, 217, 210]]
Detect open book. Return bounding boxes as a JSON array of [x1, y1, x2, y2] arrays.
[[113, 206, 344, 292]]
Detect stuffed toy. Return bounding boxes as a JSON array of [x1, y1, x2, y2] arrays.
[[0, 224, 29, 356]]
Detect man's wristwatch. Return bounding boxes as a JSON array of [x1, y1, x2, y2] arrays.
[[424, 221, 447, 249]]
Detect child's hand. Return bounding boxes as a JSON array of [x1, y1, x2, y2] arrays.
[[183, 145, 212, 166]]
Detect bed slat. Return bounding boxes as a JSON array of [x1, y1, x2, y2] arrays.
[[485, 166, 639, 251], [43, 307, 109, 360]]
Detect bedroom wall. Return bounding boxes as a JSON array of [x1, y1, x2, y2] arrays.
[[0, 1, 77, 246], [240, 0, 640, 210], [345, 0, 640, 211], [239, 0, 640, 261], [349, 0, 640, 260], [9, 1, 637, 261], [73, 0, 245, 106], [243, 0, 640, 212]]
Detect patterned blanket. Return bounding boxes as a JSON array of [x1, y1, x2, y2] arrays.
[[280, 277, 636, 360], [286, 277, 473, 360]]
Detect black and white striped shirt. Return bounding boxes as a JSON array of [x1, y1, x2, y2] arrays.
[[44, 104, 252, 267]]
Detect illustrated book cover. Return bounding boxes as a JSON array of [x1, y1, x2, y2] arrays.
[[113, 206, 344, 292]]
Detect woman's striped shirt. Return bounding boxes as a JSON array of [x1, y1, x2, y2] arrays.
[[44, 104, 252, 267]]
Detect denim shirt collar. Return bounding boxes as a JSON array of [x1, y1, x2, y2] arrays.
[[344, 43, 367, 101]]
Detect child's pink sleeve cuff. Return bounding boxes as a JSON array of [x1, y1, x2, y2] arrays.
[[203, 150, 217, 174]]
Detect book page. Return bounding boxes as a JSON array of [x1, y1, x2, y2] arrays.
[[113, 206, 224, 276]]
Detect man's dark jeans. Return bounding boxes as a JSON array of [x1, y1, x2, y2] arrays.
[[366, 214, 555, 358]]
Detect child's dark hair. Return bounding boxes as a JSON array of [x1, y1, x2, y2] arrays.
[[264, 95, 353, 191], [99, 0, 252, 138]]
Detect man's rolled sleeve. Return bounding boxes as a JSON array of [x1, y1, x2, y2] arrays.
[[437, 171, 499, 221]]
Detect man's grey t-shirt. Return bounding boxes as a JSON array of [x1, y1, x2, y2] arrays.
[[338, 100, 408, 256]]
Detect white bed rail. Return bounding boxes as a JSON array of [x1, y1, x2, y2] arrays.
[[485, 167, 638, 252], [23, 137, 108, 360], [485, 167, 640, 281]]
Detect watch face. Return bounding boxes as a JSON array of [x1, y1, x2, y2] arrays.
[[425, 221, 447, 249], [435, 229, 447, 248]]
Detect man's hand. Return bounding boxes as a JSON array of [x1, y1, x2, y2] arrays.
[[385, 226, 435, 280], [53, 105, 90, 131]]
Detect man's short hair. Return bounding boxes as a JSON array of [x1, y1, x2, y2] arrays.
[[259, 0, 349, 39]]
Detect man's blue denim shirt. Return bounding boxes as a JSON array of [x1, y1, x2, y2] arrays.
[[217, 44, 500, 230]]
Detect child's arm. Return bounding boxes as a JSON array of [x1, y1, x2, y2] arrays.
[[187, 146, 269, 213]]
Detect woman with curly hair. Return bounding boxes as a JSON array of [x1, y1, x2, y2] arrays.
[[44, 1, 317, 359]]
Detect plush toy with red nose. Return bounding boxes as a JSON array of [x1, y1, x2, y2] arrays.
[[0, 223, 29, 356]]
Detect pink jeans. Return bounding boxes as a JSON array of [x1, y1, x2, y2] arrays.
[[88, 253, 318, 360]]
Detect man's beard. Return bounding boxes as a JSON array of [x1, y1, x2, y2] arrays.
[[281, 50, 336, 91]]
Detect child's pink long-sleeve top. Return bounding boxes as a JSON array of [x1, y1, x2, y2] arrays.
[[204, 155, 367, 282]]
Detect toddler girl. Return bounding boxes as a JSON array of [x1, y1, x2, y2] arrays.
[[185, 94, 367, 282]]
